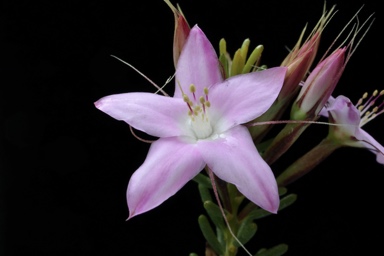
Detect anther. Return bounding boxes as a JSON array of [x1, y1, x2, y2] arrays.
[[190, 84, 196, 100], [199, 96, 205, 104], [204, 87, 209, 101]]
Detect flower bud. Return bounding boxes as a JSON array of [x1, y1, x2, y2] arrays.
[[291, 47, 346, 120], [165, 0, 190, 67], [279, 32, 320, 100]]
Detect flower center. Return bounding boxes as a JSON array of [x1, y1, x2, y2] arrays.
[[181, 84, 213, 140], [356, 89, 384, 127]]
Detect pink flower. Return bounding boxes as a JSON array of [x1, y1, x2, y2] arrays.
[[95, 25, 287, 218], [321, 93, 384, 164]]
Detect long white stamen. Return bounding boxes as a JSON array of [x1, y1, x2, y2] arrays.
[[110, 55, 170, 97]]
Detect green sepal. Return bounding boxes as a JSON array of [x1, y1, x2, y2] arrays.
[[193, 173, 212, 188], [204, 200, 226, 230], [255, 244, 288, 256], [198, 184, 213, 203], [233, 218, 257, 247], [198, 214, 224, 255]]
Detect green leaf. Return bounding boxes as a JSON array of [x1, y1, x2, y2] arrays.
[[198, 215, 224, 255], [233, 219, 257, 247], [193, 173, 212, 188], [255, 244, 288, 256], [278, 187, 287, 196], [198, 184, 213, 203], [204, 201, 225, 230], [278, 194, 297, 211], [243, 44, 263, 74]]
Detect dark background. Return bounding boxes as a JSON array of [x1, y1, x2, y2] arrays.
[[1, 0, 383, 255]]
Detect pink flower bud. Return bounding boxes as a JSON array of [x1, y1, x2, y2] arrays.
[[165, 1, 191, 67], [292, 48, 346, 119]]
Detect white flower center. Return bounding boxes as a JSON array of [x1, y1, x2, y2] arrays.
[[181, 84, 214, 140], [356, 89, 384, 127]]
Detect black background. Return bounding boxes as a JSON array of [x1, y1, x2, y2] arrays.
[[1, 0, 383, 255]]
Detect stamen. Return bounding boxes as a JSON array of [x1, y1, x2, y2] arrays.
[[199, 96, 206, 113], [183, 94, 194, 114], [204, 87, 209, 101], [357, 89, 384, 126], [190, 84, 196, 100]]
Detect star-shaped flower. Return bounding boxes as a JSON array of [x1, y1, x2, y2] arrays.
[[95, 25, 287, 218]]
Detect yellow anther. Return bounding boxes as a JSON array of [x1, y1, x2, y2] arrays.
[[358, 105, 364, 111], [205, 101, 211, 108], [362, 92, 368, 99], [373, 106, 379, 113], [373, 90, 378, 96], [365, 111, 371, 117], [380, 90, 384, 95], [189, 84, 196, 93], [183, 94, 189, 102], [204, 87, 209, 95], [199, 96, 205, 104]]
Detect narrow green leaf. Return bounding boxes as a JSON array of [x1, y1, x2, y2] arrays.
[[230, 49, 245, 77], [193, 173, 212, 188], [198, 184, 213, 203], [278, 194, 297, 211], [219, 54, 229, 78], [198, 215, 224, 255], [204, 200, 225, 230], [278, 187, 287, 196], [243, 44, 263, 73], [255, 244, 288, 256], [233, 219, 257, 247]]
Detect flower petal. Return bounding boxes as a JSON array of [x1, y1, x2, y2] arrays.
[[209, 67, 287, 133], [327, 95, 360, 126], [174, 25, 223, 99], [95, 92, 193, 137], [319, 96, 335, 118], [354, 128, 384, 165], [127, 137, 205, 218], [196, 125, 279, 213]]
